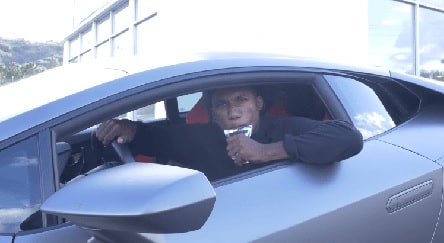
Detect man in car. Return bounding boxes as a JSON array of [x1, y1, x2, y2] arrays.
[[96, 86, 363, 181]]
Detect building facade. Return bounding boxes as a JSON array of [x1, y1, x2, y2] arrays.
[[65, 0, 444, 81], [64, 0, 444, 120]]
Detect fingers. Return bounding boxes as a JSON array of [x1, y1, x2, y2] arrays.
[[226, 135, 242, 157], [96, 120, 112, 145], [226, 135, 251, 166], [96, 119, 132, 146], [231, 152, 251, 166], [226, 134, 244, 149]]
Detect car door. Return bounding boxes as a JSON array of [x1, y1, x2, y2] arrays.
[[0, 130, 92, 243], [0, 135, 45, 243], [163, 141, 441, 242], [164, 72, 442, 242]]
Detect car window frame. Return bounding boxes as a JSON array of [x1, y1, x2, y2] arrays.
[[321, 73, 421, 139]]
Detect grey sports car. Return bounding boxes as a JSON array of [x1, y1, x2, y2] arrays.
[[1, 53, 443, 243]]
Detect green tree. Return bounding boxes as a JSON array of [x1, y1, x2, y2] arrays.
[[0, 62, 47, 85], [0, 37, 63, 86]]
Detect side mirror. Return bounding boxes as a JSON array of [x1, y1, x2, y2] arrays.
[[41, 163, 216, 233]]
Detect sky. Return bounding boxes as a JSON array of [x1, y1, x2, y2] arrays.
[[0, 0, 74, 42]]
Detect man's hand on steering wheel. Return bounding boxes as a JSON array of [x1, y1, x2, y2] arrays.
[[96, 119, 138, 163], [96, 119, 137, 146]]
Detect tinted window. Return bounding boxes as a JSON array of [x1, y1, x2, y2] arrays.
[[0, 137, 41, 233], [326, 75, 396, 139]]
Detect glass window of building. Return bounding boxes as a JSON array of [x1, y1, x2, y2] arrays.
[[96, 41, 111, 60], [65, 0, 444, 85], [136, 0, 158, 21], [113, 1, 130, 34], [420, 0, 444, 8], [81, 27, 94, 52], [368, 0, 414, 74], [69, 37, 80, 60], [135, 15, 161, 56], [419, 7, 444, 81], [73, 0, 111, 26], [112, 31, 130, 58], [97, 16, 111, 43]]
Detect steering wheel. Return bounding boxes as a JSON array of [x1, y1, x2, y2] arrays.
[[111, 140, 135, 164]]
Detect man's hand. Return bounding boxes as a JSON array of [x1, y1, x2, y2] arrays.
[[96, 119, 137, 146], [226, 134, 289, 166]]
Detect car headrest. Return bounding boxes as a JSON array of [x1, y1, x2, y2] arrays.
[[185, 97, 210, 124]]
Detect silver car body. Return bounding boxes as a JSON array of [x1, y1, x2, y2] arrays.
[[1, 53, 444, 243]]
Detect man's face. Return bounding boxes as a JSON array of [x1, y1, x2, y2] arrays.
[[211, 87, 264, 130]]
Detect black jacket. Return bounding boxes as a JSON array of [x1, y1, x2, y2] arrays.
[[130, 117, 363, 181]]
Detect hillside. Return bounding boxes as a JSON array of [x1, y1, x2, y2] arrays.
[[0, 38, 63, 85], [0, 38, 63, 67]]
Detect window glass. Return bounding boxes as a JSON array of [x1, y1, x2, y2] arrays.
[[69, 37, 80, 59], [135, 16, 158, 56], [81, 27, 94, 52], [420, 0, 444, 8], [120, 92, 201, 122], [368, 0, 414, 74], [119, 102, 164, 121], [97, 16, 111, 43], [96, 41, 110, 60], [73, 0, 110, 26], [419, 8, 444, 81], [112, 31, 130, 58], [325, 75, 395, 139], [136, 0, 158, 21], [178, 92, 202, 112], [113, 1, 130, 34], [0, 137, 41, 233], [134, 104, 155, 121]]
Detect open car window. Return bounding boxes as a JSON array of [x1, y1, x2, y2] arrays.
[[57, 80, 334, 183]]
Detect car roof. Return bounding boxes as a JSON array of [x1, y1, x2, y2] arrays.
[[0, 63, 129, 121], [0, 52, 390, 141]]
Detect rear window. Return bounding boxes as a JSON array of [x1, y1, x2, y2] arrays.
[[326, 75, 396, 139]]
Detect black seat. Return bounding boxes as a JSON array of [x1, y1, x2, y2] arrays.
[[283, 85, 329, 120]]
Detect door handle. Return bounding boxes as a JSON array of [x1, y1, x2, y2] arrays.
[[386, 180, 433, 213]]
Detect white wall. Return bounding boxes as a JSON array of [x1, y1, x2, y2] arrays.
[[137, 0, 368, 65]]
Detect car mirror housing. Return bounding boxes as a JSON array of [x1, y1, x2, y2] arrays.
[[41, 163, 216, 233]]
